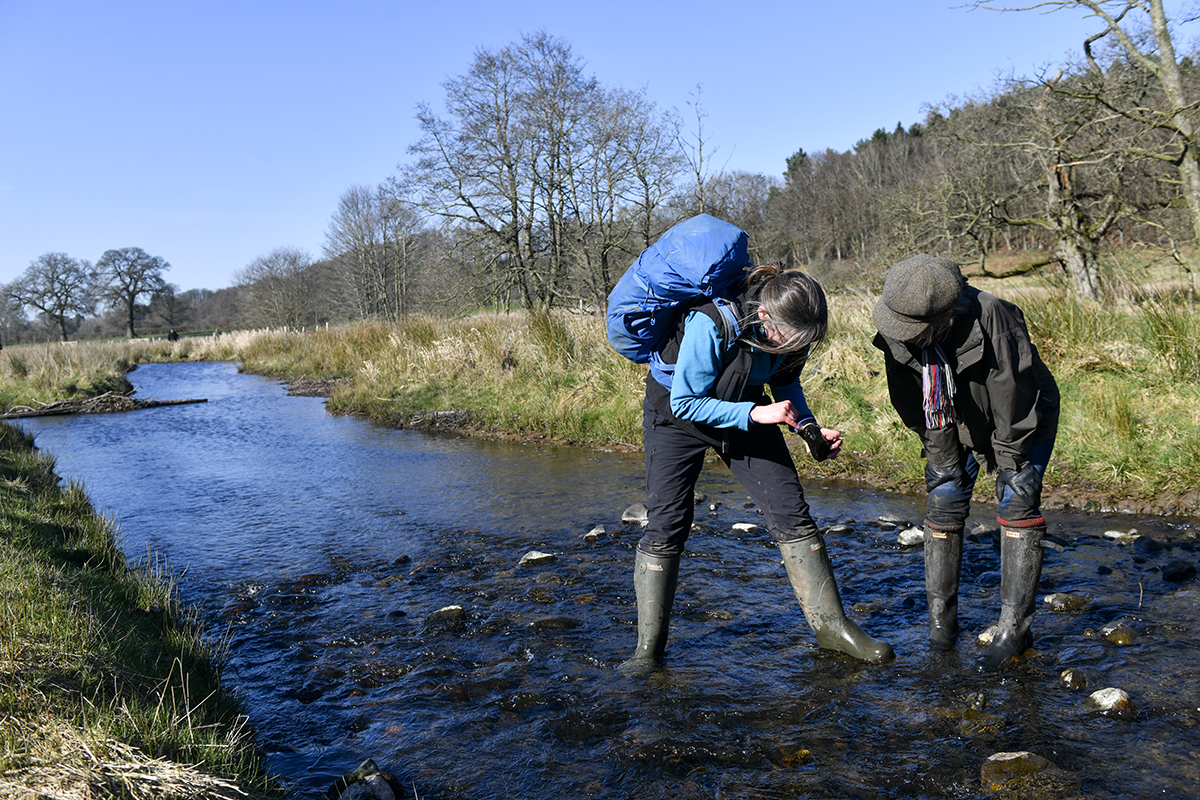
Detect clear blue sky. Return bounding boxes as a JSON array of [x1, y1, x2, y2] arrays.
[[1, 1, 1119, 292]]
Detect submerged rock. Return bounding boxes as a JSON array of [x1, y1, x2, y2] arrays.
[[1133, 535, 1165, 554], [326, 759, 404, 800], [529, 615, 582, 630], [1088, 687, 1135, 717], [877, 512, 911, 527], [1044, 592, 1089, 612], [1100, 621, 1137, 645], [825, 523, 854, 535], [731, 522, 759, 533], [584, 524, 605, 542], [622, 503, 649, 526], [976, 625, 998, 647], [519, 551, 556, 568], [980, 751, 1054, 791], [1058, 668, 1087, 691], [1162, 559, 1197, 582]]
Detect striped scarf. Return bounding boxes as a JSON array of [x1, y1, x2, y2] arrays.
[[921, 331, 956, 429]]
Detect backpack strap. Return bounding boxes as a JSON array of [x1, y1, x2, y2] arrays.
[[648, 295, 743, 390]]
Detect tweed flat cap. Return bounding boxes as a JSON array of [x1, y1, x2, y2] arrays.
[[872, 254, 965, 341]]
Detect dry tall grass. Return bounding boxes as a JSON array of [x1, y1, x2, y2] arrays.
[[3, 286, 1198, 506]]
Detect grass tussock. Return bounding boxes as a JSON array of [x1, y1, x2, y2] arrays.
[[0, 422, 280, 799]]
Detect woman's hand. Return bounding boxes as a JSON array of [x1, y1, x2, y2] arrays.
[[749, 400, 804, 427], [814, 427, 843, 460]]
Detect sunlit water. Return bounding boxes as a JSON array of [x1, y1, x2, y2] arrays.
[[17, 361, 1200, 799]]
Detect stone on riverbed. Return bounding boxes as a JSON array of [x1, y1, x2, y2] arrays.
[[1044, 592, 1089, 612], [326, 758, 405, 800], [1088, 687, 1135, 717], [426, 605, 465, 622], [529, 615, 582, 630], [731, 522, 759, 533], [979, 751, 1054, 792], [1162, 559, 1197, 582], [1103, 528, 1138, 543], [976, 625, 998, 647], [1058, 668, 1087, 691], [622, 502, 649, 526], [584, 524, 605, 542], [896, 526, 924, 547], [1100, 621, 1137, 645], [519, 551, 556, 568]]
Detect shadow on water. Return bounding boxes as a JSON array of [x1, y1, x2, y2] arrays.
[[18, 361, 1200, 799]]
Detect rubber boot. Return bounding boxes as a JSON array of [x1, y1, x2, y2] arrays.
[[924, 522, 963, 650], [975, 526, 1045, 672], [617, 550, 680, 676], [779, 536, 894, 664]]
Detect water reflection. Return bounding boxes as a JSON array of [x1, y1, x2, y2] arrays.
[[18, 361, 1200, 799]]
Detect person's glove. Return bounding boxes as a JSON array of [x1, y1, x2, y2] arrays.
[[925, 459, 969, 493], [997, 462, 1042, 520], [798, 422, 832, 462]]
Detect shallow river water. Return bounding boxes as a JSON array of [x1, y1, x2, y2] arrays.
[[17, 361, 1200, 799]]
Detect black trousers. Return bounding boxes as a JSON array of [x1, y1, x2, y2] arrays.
[[638, 397, 821, 558]]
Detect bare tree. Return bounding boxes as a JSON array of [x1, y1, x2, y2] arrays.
[[6, 252, 93, 341], [402, 31, 682, 310], [93, 247, 169, 337], [234, 247, 320, 329], [979, 1, 1200, 286], [325, 185, 387, 318], [146, 283, 186, 331]]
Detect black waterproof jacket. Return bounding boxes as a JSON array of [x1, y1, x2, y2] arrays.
[[872, 287, 1059, 474]]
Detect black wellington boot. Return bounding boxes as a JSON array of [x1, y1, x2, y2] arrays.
[[924, 522, 963, 650], [617, 550, 680, 676], [779, 536, 894, 664], [975, 526, 1045, 672]]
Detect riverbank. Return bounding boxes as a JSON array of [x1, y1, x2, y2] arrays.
[[2, 284, 1199, 519], [0, 422, 282, 799]]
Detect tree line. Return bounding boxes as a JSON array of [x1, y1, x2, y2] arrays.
[[6, 1, 1196, 343]]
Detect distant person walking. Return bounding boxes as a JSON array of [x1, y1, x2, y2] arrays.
[[167, 329, 179, 341], [872, 254, 1059, 672], [616, 218, 893, 676]]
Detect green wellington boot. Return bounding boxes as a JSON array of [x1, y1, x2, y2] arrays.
[[924, 523, 963, 650], [779, 536, 894, 664], [617, 550, 680, 676], [975, 526, 1045, 672]]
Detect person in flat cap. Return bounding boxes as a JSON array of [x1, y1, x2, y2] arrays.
[[872, 254, 1059, 672]]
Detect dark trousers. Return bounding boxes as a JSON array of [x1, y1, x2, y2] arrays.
[[638, 398, 821, 558]]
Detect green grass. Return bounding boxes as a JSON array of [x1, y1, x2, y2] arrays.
[[0, 422, 281, 799]]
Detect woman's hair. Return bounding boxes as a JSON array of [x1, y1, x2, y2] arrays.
[[737, 262, 828, 354]]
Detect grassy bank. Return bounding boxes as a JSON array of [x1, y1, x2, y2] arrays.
[[0, 423, 280, 799], [3, 286, 1199, 516]]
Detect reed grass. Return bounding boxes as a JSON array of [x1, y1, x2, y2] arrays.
[[0, 422, 281, 799]]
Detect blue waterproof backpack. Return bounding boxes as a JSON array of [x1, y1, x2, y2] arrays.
[[606, 214, 749, 367]]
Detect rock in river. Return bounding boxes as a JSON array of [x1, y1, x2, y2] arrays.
[[622, 502, 649, 526], [980, 751, 1054, 792], [1088, 687, 1135, 717]]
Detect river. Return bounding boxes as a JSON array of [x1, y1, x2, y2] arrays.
[[16, 360, 1200, 799]]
